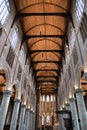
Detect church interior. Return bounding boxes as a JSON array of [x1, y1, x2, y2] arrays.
[[0, 0, 87, 130]]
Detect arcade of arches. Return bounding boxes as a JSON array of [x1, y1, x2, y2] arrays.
[[0, 0, 87, 130]]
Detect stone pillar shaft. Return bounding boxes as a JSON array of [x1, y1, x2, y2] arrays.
[[69, 98, 80, 130], [29, 111, 33, 130], [10, 99, 20, 130], [0, 90, 11, 130], [27, 110, 30, 130], [18, 104, 26, 130], [25, 108, 30, 130], [75, 89, 87, 130]]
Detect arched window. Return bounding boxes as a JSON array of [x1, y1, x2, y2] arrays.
[[46, 115, 50, 124], [42, 95, 45, 102], [42, 115, 44, 125], [76, 0, 84, 22], [51, 95, 53, 101], [0, 0, 10, 24], [10, 27, 19, 50], [19, 45, 25, 67], [54, 95, 55, 101], [46, 95, 49, 102]]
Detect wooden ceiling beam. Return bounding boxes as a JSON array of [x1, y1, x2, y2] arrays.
[[36, 80, 58, 83], [17, 12, 71, 18], [0, 84, 5, 86], [36, 76, 58, 78], [32, 60, 62, 64], [28, 50, 64, 55], [22, 34, 68, 43]]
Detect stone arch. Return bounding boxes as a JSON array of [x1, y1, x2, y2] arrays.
[[0, 65, 11, 90], [21, 93, 25, 104], [13, 80, 21, 99], [21, 90, 27, 105], [75, 65, 83, 89]]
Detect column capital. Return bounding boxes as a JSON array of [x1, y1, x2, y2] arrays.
[[69, 97, 75, 102], [26, 108, 30, 111], [75, 88, 83, 93], [21, 104, 26, 108], [14, 99, 20, 103], [30, 110, 33, 113], [3, 90, 11, 95], [65, 103, 70, 107]]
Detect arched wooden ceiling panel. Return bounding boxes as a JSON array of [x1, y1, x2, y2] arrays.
[[14, 0, 70, 13], [36, 71, 58, 77], [29, 38, 63, 49], [34, 62, 59, 70], [25, 23, 65, 34], [14, 0, 71, 93], [28, 38, 64, 49], [30, 40, 62, 50], [31, 52, 61, 61], [22, 16, 66, 33]]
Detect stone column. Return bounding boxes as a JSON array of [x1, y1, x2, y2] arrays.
[[30, 111, 33, 130], [61, 109, 66, 130], [61, 115, 66, 130], [29, 111, 33, 130], [0, 90, 11, 130], [58, 115, 62, 130], [69, 98, 80, 130], [18, 104, 26, 130], [32, 112, 35, 130], [75, 88, 87, 130], [25, 108, 30, 130], [65, 103, 70, 111], [29, 111, 31, 130], [10, 99, 20, 130], [27, 109, 30, 130]]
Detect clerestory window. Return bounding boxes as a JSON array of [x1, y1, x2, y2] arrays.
[[10, 27, 19, 50], [76, 0, 84, 22], [0, 0, 10, 25]]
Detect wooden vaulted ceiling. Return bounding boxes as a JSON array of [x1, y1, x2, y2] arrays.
[[14, 0, 71, 94]]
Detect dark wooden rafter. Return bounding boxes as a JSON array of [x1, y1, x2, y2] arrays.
[[0, 73, 5, 79], [22, 34, 68, 43], [0, 84, 6, 86], [37, 80, 57, 82], [41, 91, 57, 94], [16, 12, 71, 18], [36, 75, 58, 78], [28, 50, 64, 55]]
